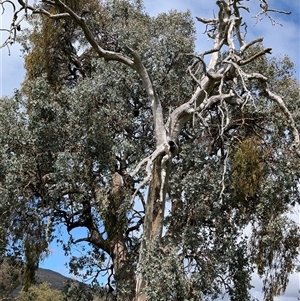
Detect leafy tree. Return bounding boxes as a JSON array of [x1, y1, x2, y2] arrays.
[[0, 257, 23, 300], [62, 279, 105, 301], [0, 1, 299, 301], [16, 282, 64, 301]]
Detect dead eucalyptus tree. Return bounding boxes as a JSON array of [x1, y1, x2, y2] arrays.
[[0, 1, 299, 300]]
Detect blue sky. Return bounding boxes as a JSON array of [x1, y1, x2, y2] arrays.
[[1, 0, 299, 299], [0, 0, 299, 97]]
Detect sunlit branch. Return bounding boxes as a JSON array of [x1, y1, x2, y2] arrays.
[[265, 88, 300, 156], [253, 0, 291, 26]]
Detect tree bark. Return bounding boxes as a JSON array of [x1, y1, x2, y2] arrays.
[[111, 236, 136, 300], [135, 154, 172, 301]]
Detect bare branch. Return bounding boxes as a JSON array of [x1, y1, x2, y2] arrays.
[[265, 88, 300, 156], [73, 237, 90, 245], [50, 0, 135, 67], [0, 0, 16, 14], [253, 0, 291, 26], [160, 153, 171, 203], [240, 37, 264, 53], [130, 143, 167, 203], [218, 148, 230, 204], [196, 16, 218, 24], [126, 47, 166, 145], [0, 0, 27, 48], [33, 9, 69, 19], [239, 47, 272, 65]]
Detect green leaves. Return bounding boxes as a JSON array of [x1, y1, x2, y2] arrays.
[[17, 282, 64, 301], [251, 216, 300, 300]]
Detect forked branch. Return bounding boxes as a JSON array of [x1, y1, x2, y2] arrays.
[[253, 0, 291, 25]]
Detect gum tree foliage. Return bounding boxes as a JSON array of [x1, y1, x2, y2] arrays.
[[0, 0, 299, 300]]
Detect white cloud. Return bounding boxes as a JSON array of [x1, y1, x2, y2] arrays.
[[1, 0, 299, 96]]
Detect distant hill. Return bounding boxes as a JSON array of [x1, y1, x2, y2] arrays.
[[10, 267, 109, 300], [35, 268, 70, 290]]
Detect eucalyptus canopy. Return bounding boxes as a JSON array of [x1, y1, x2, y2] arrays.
[[0, 1, 299, 301]]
